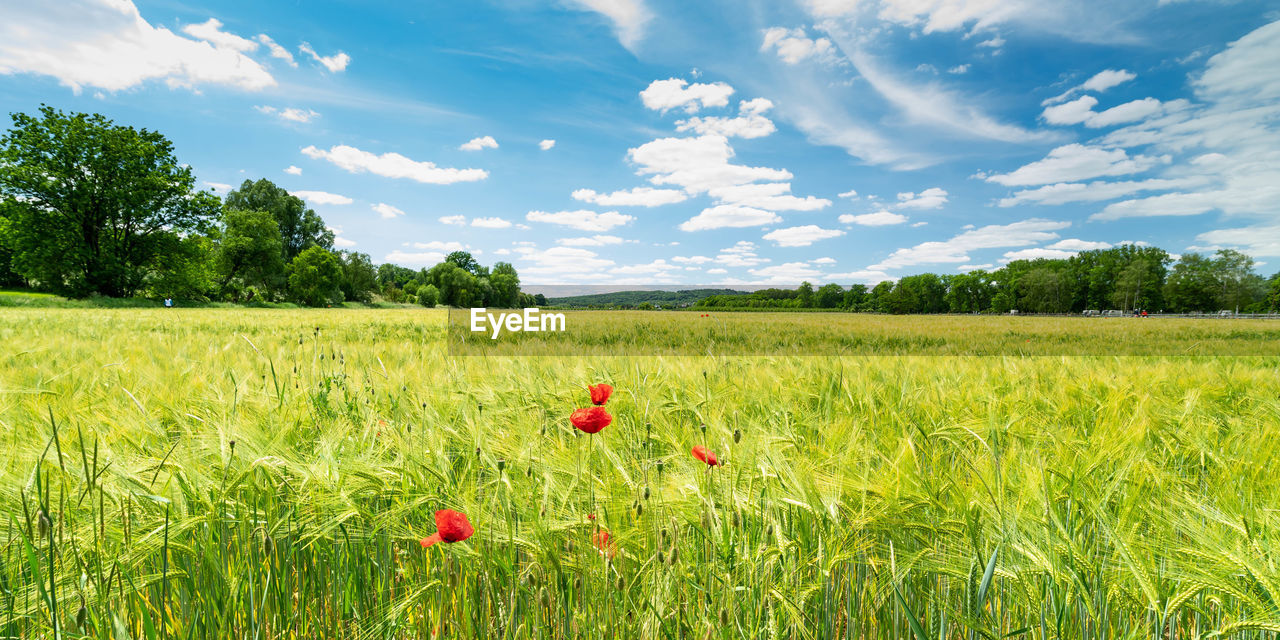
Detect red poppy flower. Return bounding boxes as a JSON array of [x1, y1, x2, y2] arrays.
[[692, 445, 719, 467], [420, 509, 475, 548], [587, 513, 596, 520], [593, 530, 616, 559], [588, 383, 613, 406], [571, 406, 612, 434]]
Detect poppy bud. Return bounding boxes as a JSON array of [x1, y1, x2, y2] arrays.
[[540, 588, 550, 608], [657, 461, 665, 474], [497, 459, 506, 472], [733, 429, 741, 443], [617, 576, 625, 590], [699, 423, 707, 435], [720, 609, 729, 626], [643, 486, 650, 500], [636, 502, 643, 516], [38, 510, 51, 538], [76, 603, 88, 629], [669, 548, 679, 564], [657, 551, 665, 564]]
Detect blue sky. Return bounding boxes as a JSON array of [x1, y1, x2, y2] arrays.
[[1, 0, 1277, 284]]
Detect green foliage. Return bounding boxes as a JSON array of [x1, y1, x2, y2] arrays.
[[146, 234, 218, 300], [286, 246, 344, 307], [223, 179, 333, 262], [0, 105, 219, 297], [416, 283, 439, 307], [337, 251, 377, 303], [217, 208, 285, 299]]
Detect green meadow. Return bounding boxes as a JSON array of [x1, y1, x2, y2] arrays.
[[2, 308, 1279, 638]]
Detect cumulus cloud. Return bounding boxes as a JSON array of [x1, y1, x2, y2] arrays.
[[301, 145, 488, 184], [1042, 95, 1164, 128], [410, 240, 469, 251], [1002, 248, 1077, 261], [256, 34, 296, 66], [748, 262, 824, 283], [539, 139, 556, 150], [826, 269, 893, 284], [284, 165, 302, 175], [299, 42, 349, 72], [895, 187, 948, 209], [372, 203, 404, 219], [707, 182, 831, 211], [472, 217, 513, 229], [439, 215, 467, 225], [676, 98, 777, 139], [870, 218, 1070, 270], [678, 205, 780, 232], [526, 210, 634, 231], [557, 235, 626, 247], [671, 255, 713, 264], [715, 241, 770, 267], [459, 135, 498, 151], [983, 144, 1167, 186], [0, 0, 275, 93], [1043, 69, 1136, 105], [640, 78, 734, 113], [572, 187, 688, 207], [996, 178, 1201, 207], [762, 225, 845, 247], [383, 251, 444, 266], [760, 27, 835, 65], [563, 0, 652, 49], [255, 105, 319, 123], [839, 211, 908, 226], [628, 135, 791, 194], [292, 190, 352, 205], [515, 246, 616, 282], [1192, 224, 1280, 257], [1046, 239, 1112, 251], [182, 18, 257, 52]]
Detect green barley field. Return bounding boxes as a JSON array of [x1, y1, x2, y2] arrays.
[[2, 308, 1280, 639]]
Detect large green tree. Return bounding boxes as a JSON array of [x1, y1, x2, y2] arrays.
[[338, 251, 378, 303], [287, 246, 344, 307], [223, 179, 333, 262], [217, 208, 285, 299], [0, 106, 219, 296]]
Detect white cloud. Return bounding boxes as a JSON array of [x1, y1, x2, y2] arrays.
[[957, 264, 993, 271], [996, 178, 1201, 207], [628, 135, 791, 194], [572, 187, 688, 207], [1042, 95, 1163, 128], [762, 225, 845, 247], [760, 27, 835, 65], [977, 36, 1005, 49], [949, 64, 970, 74], [333, 236, 357, 248], [256, 105, 319, 123], [372, 203, 404, 219], [838, 189, 858, 199], [839, 211, 908, 226], [557, 235, 625, 246], [612, 259, 683, 276], [895, 187, 948, 209], [292, 190, 352, 205], [708, 183, 831, 211], [1192, 225, 1280, 257], [203, 181, 232, 193], [0, 0, 275, 93], [516, 246, 616, 282], [672, 255, 712, 264], [1002, 248, 1077, 261], [826, 270, 893, 284], [540, 139, 556, 150], [459, 135, 498, 151], [707, 268, 728, 274], [1082, 68, 1136, 93], [284, 165, 302, 175], [1046, 239, 1112, 251], [182, 18, 257, 52], [439, 215, 467, 225], [870, 218, 1070, 270], [563, 0, 652, 49], [749, 262, 823, 283], [911, 221, 928, 227], [256, 34, 296, 67], [301, 145, 488, 184], [676, 98, 777, 139], [384, 251, 444, 266], [715, 241, 770, 267], [526, 209, 634, 231], [298, 42, 349, 72], [411, 241, 468, 251], [639, 78, 734, 113], [812, 257, 837, 265], [472, 217, 513, 229], [984, 144, 1167, 186], [678, 205, 780, 231]]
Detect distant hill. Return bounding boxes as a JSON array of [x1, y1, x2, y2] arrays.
[[545, 288, 749, 308]]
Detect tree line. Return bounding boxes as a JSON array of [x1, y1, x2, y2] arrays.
[[0, 106, 524, 307], [697, 244, 1280, 314]]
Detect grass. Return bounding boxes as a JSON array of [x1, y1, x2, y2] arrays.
[[1, 308, 1278, 638]]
